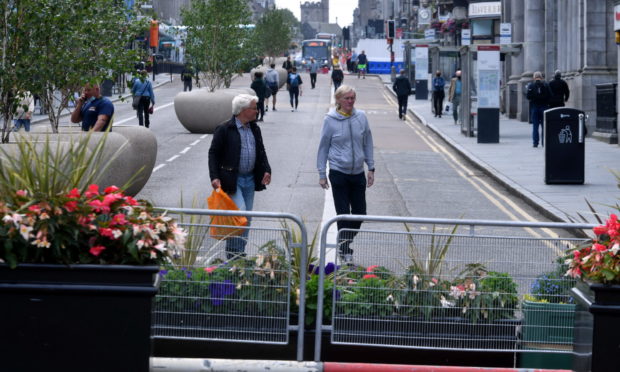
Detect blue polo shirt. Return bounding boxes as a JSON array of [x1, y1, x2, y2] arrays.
[[81, 96, 114, 131]]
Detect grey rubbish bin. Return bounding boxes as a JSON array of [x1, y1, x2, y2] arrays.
[[544, 107, 586, 184]]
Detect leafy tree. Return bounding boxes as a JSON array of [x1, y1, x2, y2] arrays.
[[0, 1, 145, 138], [253, 9, 295, 64], [182, 0, 251, 92]]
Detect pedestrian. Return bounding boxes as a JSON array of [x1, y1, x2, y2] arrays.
[[282, 56, 293, 73], [350, 49, 358, 73], [181, 63, 194, 92], [13, 91, 34, 132], [548, 69, 570, 108], [448, 70, 462, 125], [357, 50, 367, 79], [131, 70, 155, 128], [526, 71, 552, 147], [250, 71, 268, 122], [265, 63, 280, 111], [208, 93, 272, 259], [308, 57, 319, 89], [331, 65, 344, 91], [432, 70, 446, 118], [316, 85, 375, 264], [70, 82, 114, 132], [332, 53, 340, 69], [392, 69, 412, 120], [287, 66, 303, 112]]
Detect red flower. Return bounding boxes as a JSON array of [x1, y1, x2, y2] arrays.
[[594, 243, 607, 252], [98, 228, 115, 239], [88, 200, 110, 214], [363, 274, 378, 279], [110, 213, 127, 226], [64, 201, 78, 212], [84, 184, 100, 198], [366, 265, 379, 273], [593, 225, 607, 235], [28, 204, 41, 213], [103, 193, 123, 206], [104, 186, 120, 194], [89, 245, 106, 256], [16, 190, 27, 197], [124, 196, 139, 206], [66, 188, 81, 199]]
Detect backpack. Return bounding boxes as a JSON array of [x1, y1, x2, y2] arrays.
[[288, 74, 299, 88], [527, 81, 550, 102]]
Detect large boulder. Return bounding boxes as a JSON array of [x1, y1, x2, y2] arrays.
[[174, 88, 257, 134]]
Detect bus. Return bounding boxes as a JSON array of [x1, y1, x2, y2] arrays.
[[299, 39, 331, 70]]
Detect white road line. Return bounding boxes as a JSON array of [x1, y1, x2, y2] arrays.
[[114, 101, 175, 125], [180, 147, 191, 154], [200, 134, 208, 139], [190, 140, 201, 146], [167, 155, 180, 162], [153, 164, 166, 172]]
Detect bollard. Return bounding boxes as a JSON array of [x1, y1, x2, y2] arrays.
[[391, 65, 397, 83]]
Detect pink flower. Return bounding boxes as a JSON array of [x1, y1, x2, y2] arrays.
[[66, 188, 81, 199], [110, 213, 127, 226], [104, 186, 120, 194], [16, 190, 27, 197], [88, 200, 110, 214], [593, 243, 607, 252], [204, 266, 217, 274], [98, 228, 115, 239], [64, 201, 78, 212], [363, 274, 378, 279], [124, 196, 139, 206], [89, 245, 106, 256], [28, 204, 41, 213], [593, 225, 607, 235]]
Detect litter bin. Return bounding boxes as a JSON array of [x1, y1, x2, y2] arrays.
[[544, 107, 586, 184]]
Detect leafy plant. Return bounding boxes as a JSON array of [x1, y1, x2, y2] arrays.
[[404, 223, 459, 279], [171, 192, 211, 268], [339, 265, 399, 317], [529, 260, 576, 304], [477, 271, 519, 322]]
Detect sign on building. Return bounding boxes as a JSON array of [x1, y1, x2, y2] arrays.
[[424, 29, 436, 40], [500, 23, 512, 44], [468, 1, 501, 18], [461, 29, 471, 46]]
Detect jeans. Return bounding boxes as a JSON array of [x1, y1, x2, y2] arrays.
[[136, 96, 151, 128], [226, 173, 255, 258], [256, 99, 264, 120], [329, 170, 367, 256], [333, 80, 342, 91], [13, 119, 31, 132], [289, 87, 299, 109], [452, 94, 461, 123], [310, 73, 317, 88], [530, 103, 548, 146], [183, 80, 192, 92], [397, 95, 409, 118]]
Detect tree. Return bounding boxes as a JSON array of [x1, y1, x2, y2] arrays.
[[182, 0, 251, 92], [253, 9, 295, 64], [0, 0, 145, 139]]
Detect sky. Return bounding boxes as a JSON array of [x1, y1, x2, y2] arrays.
[[274, 0, 357, 27]]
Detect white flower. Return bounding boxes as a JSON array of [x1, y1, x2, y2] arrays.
[[136, 240, 145, 249], [112, 229, 123, 239], [39, 212, 50, 220], [386, 294, 394, 302], [610, 243, 620, 256], [440, 295, 455, 308], [32, 239, 51, 248], [153, 243, 167, 253], [19, 224, 33, 240]]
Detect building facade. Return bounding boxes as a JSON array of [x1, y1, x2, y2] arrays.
[[301, 0, 329, 23], [153, 0, 275, 25]]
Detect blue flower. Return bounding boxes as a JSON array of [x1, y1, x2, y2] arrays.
[[209, 280, 236, 306]]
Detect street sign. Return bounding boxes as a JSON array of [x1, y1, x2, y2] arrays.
[[424, 29, 436, 40], [500, 23, 512, 44], [477, 45, 500, 108], [461, 29, 471, 46]]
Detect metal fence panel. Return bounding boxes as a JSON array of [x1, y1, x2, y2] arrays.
[[150, 208, 307, 361], [314, 215, 594, 361]]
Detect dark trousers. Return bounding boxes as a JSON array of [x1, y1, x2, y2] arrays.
[[433, 90, 444, 116], [329, 170, 367, 256], [256, 99, 265, 120], [310, 73, 317, 88], [183, 79, 192, 91], [397, 94, 409, 117], [289, 87, 299, 108], [136, 96, 151, 128], [530, 103, 548, 146], [333, 80, 342, 91]]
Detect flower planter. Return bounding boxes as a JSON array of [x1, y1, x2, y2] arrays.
[[332, 315, 519, 350], [571, 281, 620, 372], [522, 301, 576, 345], [0, 264, 159, 372]]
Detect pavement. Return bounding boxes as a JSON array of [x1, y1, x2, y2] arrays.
[[378, 74, 619, 226]]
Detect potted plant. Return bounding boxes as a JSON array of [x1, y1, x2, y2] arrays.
[[0, 133, 185, 372], [567, 213, 620, 372]]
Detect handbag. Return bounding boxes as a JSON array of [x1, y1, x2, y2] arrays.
[[148, 106, 154, 115], [131, 80, 150, 110], [207, 188, 248, 239]]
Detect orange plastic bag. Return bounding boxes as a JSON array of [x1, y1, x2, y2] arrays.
[[207, 188, 248, 239]]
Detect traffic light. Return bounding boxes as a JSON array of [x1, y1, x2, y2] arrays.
[[343, 27, 350, 41], [387, 19, 395, 39]]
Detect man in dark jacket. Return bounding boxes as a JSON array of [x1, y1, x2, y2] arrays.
[[393, 69, 412, 119], [181, 63, 194, 92], [548, 69, 570, 108], [526, 71, 552, 147], [208, 94, 272, 258], [250, 71, 268, 121]]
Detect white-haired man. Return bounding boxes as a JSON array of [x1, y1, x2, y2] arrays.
[[208, 93, 272, 259]]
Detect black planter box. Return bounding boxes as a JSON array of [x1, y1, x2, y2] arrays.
[[571, 281, 620, 372], [331, 315, 520, 350], [0, 264, 158, 372]]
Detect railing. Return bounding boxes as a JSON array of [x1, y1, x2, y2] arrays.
[[313, 215, 595, 361], [151, 208, 307, 362]]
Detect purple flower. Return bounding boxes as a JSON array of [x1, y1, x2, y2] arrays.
[[209, 280, 236, 306], [325, 263, 336, 275], [158, 269, 168, 277]]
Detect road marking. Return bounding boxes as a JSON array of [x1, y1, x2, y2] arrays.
[[200, 134, 208, 139], [167, 155, 180, 162], [381, 91, 560, 246], [180, 147, 191, 154], [153, 164, 166, 172], [114, 101, 175, 125], [190, 140, 201, 146]]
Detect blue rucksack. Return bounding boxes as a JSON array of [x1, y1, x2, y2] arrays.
[[289, 74, 299, 88]]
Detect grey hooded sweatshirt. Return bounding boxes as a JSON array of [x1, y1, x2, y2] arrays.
[[317, 108, 374, 179]]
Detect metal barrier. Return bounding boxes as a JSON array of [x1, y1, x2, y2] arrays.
[[314, 215, 595, 361], [151, 208, 307, 362]]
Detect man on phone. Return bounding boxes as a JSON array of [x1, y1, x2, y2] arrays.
[[70, 82, 114, 131]]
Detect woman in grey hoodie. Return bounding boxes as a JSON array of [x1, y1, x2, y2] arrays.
[[317, 85, 375, 264]]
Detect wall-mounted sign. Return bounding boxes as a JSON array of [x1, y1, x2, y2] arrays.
[[461, 29, 471, 46], [418, 7, 431, 25], [424, 29, 436, 40], [615, 4, 620, 31], [499, 23, 512, 44], [468, 1, 501, 18]]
